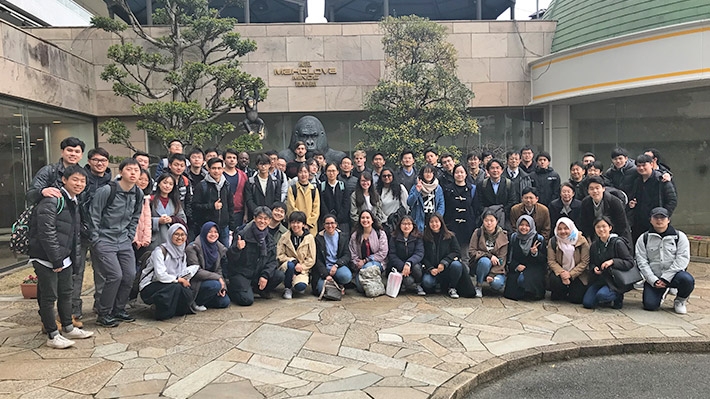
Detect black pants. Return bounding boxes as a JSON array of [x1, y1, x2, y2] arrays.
[[34, 262, 73, 337], [228, 269, 285, 306], [140, 281, 194, 320], [549, 274, 587, 304]]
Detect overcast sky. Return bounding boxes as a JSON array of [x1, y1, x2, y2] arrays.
[[497, 0, 552, 20]]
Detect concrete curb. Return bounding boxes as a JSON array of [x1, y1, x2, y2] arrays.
[[430, 336, 710, 399]]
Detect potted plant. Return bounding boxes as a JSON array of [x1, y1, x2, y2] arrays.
[[20, 275, 38, 299]]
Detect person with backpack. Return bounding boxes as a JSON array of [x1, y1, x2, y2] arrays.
[[547, 217, 590, 304], [154, 139, 186, 179], [25, 137, 85, 206], [582, 216, 635, 310], [350, 171, 387, 226], [478, 159, 516, 231], [636, 207, 694, 314], [223, 149, 248, 227], [150, 174, 188, 249], [245, 154, 282, 219], [287, 164, 320, 237], [89, 158, 144, 328], [29, 165, 94, 349], [319, 163, 350, 235], [192, 158, 235, 247], [139, 224, 201, 319]]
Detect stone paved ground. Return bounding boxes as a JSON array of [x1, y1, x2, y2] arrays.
[[1, 263, 709, 399]]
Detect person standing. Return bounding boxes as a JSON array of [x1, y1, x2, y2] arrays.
[[478, 159, 516, 231], [627, 154, 678, 244], [26, 137, 85, 206], [30, 165, 94, 348], [338, 156, 359, 194], [192, 158, 235, 247], [245, 154, 283, 219], [237, 151, 255, 177], [371, 152, 386, 186], [505, 150, 532, 203], [155, 139, 185, 179], [319, 163, 351, 234], [287, 164, 321, 236], [286, 141, 308, 179], [637, 207, 693, 314], [396, 149, 418, 192], [89, 159, 143, 327], [519, 145, 535, 174], [223, 149, 248, 227], [529, 151, 561, 207]]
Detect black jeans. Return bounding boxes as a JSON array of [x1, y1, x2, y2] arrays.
[[34, 262, 73, 338], [227, 269, 285, 306], [140, 281, 194, 320], [549, 274, 587, 304]]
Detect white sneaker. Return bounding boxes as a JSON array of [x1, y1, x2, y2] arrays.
[[674, 298, 688, 314], [190, 303, 207, 312], [416, 285, 426, 296], [633, 281, 644, 290], [63, 328, 94, 340], [669, 288, 678, 296], [283, 288, 293, 299], [47, 334, 75, 349], [475, 287, 483, 298], [448, 288, 459, 299]]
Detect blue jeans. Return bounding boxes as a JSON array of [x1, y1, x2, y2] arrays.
[[583, 281, 621, 309], [642, 271, 695, 311], [284, 261, 307, 292], [475, 257, 505, 291], [219, 225, 230, 248], [314, 266, 353, 295], [195, 279, 230, 309], [422, 260, 463, 292], [354, 261, 383, 293]]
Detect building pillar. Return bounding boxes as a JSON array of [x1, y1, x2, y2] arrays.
[[545, 104, 571, 173], [145, 0, 152, 25], [244, 0, 250, 23]]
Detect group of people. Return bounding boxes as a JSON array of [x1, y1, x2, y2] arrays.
[[26, 137, 694, 350]]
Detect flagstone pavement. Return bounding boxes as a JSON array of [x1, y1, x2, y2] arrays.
[[1, 263, 710, 399]]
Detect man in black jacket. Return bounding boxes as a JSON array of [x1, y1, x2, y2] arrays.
[[604, 147, 636, 193], [226, 206, 285, 305], [192, 158, 236, 247], [312, 214, 352, 295], [245, 154, 282, 219], [478, 159, 516, 231], [29, 165, 94, 348], [26, 137, 85, 205], [579, 176, 632, 244], [627, 154, 678, 244], [529, 151, 561, 207]]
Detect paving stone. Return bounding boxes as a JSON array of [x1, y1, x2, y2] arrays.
[[403, 362, 454, 386], [303, 332, 342, 355], [552, 325, 590, 343], [289, 357, 342, 374], [51, 360, 122, 395], [360, 363, 404, 377], [290, 391, 371, 399], [366, 386, 430, 399], [95, 379, 166, 398], [144, 372, 171, 381], [0, 359, 101, 380], [192, 381, 264, 399], [238, 325, 311, 360], [457, 334, 487, 352], [227, 363, 304, 386], [418, 337, 450, 357], [92, 343, 129, 358], [162, 360, 234, 399], [121, 357, 158, 369], [105, 351, 138, 362], [158, 353, 211, 378], [137, 347, 165, 359], [310, 372, 382, 394], [379, 321, 460, 336], [377, 333, 402, 342], [217, 348, 253, 363], [622, 307, 696, 329], [18, 385, 68, 398], [248, 354, 289, 372], [483, 335, 554, 356], [338, 346, 407, 370], [374, 376, 429, 387], [106, 367, 147, 385], [299, 349, 366, 368], [545, 313, 572, 324]]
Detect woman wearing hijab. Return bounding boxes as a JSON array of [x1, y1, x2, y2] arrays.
[[185, 221, 231, 310], [504, 215, 546, 301], [408, 164, 445, 232], [582, 216, 635, 309], [139, 224, 200, 320], [547, 217, 590, 304]]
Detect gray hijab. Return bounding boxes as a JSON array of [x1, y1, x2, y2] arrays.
[[516, 215, 537, 255], [163, 223, 188, 271]]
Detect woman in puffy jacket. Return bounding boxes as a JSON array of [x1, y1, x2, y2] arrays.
[[388, 215, 425, 295], [421, 213, 464, 299]]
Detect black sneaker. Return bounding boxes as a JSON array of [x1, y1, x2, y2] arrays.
[[96, 315, 120, 328], [111, 311, 136, 322]]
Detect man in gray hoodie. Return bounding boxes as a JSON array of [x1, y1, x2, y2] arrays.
[[89, 158, 143, 327]]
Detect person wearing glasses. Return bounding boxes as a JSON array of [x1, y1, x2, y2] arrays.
[[376, 167, 409, 231]]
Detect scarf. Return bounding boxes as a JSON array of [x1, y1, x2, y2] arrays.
[[420, 178, 439, 196], [205, 173, 226, 192], [483, 225, 502, 244], [163, 223, 188, 274], [199, 221, 220, 272], [252, 224, 269, 256], [516, 215, 537, 255], [555, 217, 579, 271]]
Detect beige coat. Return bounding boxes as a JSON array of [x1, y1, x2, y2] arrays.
[[547, 232, 590, 285], [286, 182, 320, 236], [277, 230, 316, 287]]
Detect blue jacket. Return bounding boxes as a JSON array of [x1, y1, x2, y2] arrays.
[[407, 185, 445, 232]]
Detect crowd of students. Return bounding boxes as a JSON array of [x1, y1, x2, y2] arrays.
[[26, 137, 694, 350]]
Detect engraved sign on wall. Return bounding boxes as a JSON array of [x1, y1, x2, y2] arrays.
[[273, 61, 337, 87]]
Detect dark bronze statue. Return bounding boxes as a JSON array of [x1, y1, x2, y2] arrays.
[[241, 85, 265, 140], [279, 116, 346, 164]]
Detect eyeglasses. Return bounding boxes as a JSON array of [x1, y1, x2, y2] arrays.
[[324, 222, 337, 225], [90, 158, 109, 164], [381, 174, 393, 178], [173, 232, 187, 238]]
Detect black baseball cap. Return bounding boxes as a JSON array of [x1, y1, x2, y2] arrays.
[[651, 207, 669, 218]]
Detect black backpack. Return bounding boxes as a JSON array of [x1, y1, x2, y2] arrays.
[[290, 182, 317, 202], [10, 197, 65, 255], [104, 181, 142, 216]]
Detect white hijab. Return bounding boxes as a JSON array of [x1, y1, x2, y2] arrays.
[[555, 217, 579, 271]]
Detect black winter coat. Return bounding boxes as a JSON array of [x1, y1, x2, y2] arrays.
[[580, 193, 632, 244], [388, 234, 424, 272], [443, 183, 479, 248], [627, 170, 678, 226], [226, 223, 278, 282], [313, 230, 352, 280], [319, 181, 351, 226], [25, 160, 63, 205], [548, 198, 582, 228], [28, 191, 81, 269], [422, 233, 461, 272], [479, 177, 517, 218], [530, 167, 561, 207], [193, 179, 235, 230], [504, 233, 546, 300], [245, 174, 282, 219], [604, 159, 636, 192], [588, 236, 635, 293]]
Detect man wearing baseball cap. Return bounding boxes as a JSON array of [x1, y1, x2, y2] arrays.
[[635, 207, 694, 314]]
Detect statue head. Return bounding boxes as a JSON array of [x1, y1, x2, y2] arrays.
[[291, 116, 328, 152]]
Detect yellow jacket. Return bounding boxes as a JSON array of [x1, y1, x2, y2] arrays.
[[286, 182, 320, 236], [277, 230, 316, 287]]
